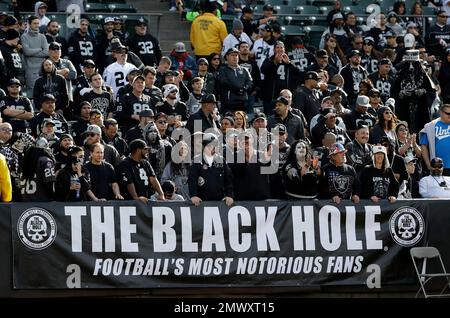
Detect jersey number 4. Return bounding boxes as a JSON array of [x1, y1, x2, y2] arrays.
[[139, 168, 149, 186]]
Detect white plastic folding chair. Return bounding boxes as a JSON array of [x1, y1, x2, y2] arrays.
[[410, 246, 450, 298]]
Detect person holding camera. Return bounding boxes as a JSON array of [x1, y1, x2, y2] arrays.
[[55, 146, 91, 201]]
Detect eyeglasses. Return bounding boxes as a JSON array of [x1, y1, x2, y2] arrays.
[[87, 133, 97, 137], [156, 121, 167, 124]]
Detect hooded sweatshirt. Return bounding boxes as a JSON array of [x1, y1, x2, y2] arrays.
[[21, 26, 49, 94], [35, 2, 51, 31]]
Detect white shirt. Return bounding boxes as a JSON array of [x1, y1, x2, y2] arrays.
[[103, 62, 136, 99], [419, 175, 450, 198], [221, 32, 253, 58]]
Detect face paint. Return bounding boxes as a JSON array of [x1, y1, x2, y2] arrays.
[[295, 142, 307, 160]]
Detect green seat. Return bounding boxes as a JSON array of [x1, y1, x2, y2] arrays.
[[281, 25, 305, 36], [303, 25, 326, 48], [310, 0, 336, 6], [273, 5, 294, 15], [294, 5, 320, 14], [108, 3, 137, 13], [221, 14, 235, 33], [85, 3, 109, 13]]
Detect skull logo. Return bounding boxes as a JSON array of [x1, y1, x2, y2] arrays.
[[26, 216, 47, 242], [397, 213, 416, 239]]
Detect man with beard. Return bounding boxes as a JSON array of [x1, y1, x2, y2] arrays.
[[0, 78, 33, 133], [157, 84, 189, 121], [117, 139, 165, 203], [319, 142, 360, 204], [33, 59, 69, 114], [54, 133, 74, 170], [71, 102, 91, 146], [345, 124, 372, 174], [116, 74, 152, 135], [45, 20, 68, 57], [419, 157, 450, 198], [68, 17, 96, 74], [79, 72, 114, 119], [238, 41, 261, 114], [293, 71, 321, 123], [20, 140, 56, 201], [30, 94, 68, 137], [125, 109, 155, 144], [103, 118, 128, 157], [143, 121, 172, 180], [81, 124, 120, 168], [343, 95, 376, 139], [267, 96, 304, 145], [339, 50, 368, 106]]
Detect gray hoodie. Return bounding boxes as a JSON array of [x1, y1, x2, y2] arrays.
[[21, 28, 49, 96], [34, 2, 51, 31]]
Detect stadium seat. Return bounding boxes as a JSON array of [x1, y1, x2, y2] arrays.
[[274, 5, 294, 15], [263, 0, 286, 5], [281, 25, 305, 36], [423, 7, 437, 16], [303, 25, 326, 48], [309, 0, 336, 6], [85, 3, 109, 13], [221, 14, 235, 33], [109, 3, 137, 13], [294, 5, 320, 15], [0, 2, 10, 11], [410, 246, 450, 298]]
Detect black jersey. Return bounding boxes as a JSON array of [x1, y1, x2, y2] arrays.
[[143, 86, 163, 107], [118, 157, 156, 199], [319, 163, 360, 199], [80, 88, 115, 117], [126, 33, 162, 67], [368, 72, 395, 104], [0, 95, 33, 133], [29, 112, 69, 138], [21, 156, 56, 202], [0, 41, 24, 84], [68, 31, 97, 72], [116, 93, 153, 131], [85, 161, 118, 200]]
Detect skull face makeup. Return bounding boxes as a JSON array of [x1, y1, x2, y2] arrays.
[[295, 141, 307, 161]]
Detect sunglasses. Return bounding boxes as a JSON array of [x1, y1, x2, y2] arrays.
[[212, 57, 220, 60], [91, 114, 102, 119], [432, 164, 444, 168], [438, 15, 448, 18], [157, 121, 167, 124], [87, 133, 97, 137], [384, 111, 392, 114], [442, 110, 450, 116], [199, 63, 208, 66]]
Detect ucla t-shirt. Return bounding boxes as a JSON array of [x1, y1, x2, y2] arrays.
[[420, 121, 450, 168]]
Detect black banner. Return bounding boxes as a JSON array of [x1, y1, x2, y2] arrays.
[[10, 200, 436, 289]]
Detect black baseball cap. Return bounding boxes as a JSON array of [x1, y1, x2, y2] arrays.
[[83, 59, 96, 67], [7, 78, 21, 86], [305, 71, 319, 81], [129, 139, 149, 152], [49, 42, 61, 50]]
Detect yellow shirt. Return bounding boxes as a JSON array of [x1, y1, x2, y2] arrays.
[[0, 154, 12, 202], [190, 12, 227, 56]]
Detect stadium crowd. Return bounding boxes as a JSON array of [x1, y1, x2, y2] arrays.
[[1, 0, 450, 203]]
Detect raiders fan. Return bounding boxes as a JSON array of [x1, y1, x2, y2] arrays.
[[319, 143, 360, 204], [20, 138, 56, 202], [0, 29, 25, 86], [126, 17, 162, 68], [117, 139, 165, 203], [359, 145, 398, 203], [116, 74, 152, 134], [143, 120, 172, 180], [80, 72, 115, 118], [287, 37, 314, 72], [29, 94, 69, 138], [0, 78, 33, 133]]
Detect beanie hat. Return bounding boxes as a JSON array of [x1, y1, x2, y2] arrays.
[[162, 84, 178, 98], [233, 19, 244, 30], [5, 29, 20, 40]]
